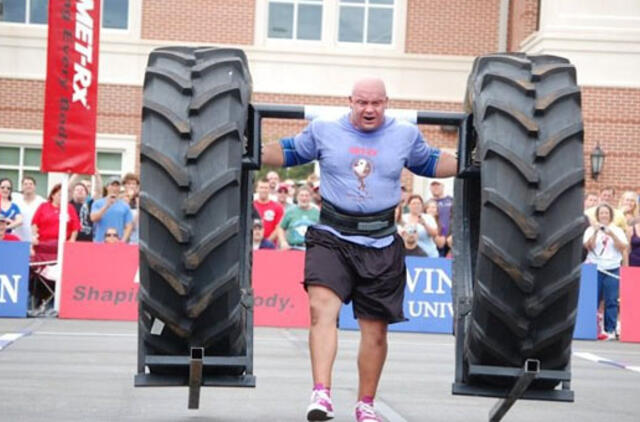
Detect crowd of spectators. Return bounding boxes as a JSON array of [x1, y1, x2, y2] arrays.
[[0, 173, 141, 254], [582, 186, 640, 341]]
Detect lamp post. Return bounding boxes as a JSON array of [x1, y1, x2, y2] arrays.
[[590, 144, 605, 180]]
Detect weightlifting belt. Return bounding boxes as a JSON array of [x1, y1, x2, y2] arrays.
[[319, 199, 397, 238]]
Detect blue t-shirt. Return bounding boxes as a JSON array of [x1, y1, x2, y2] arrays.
[[292, 114, 440, 247], [91, 198, 133, 242], [1, 202, 21, 232]]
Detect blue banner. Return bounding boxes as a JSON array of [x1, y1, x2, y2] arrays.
[[0, 241, 30, 318], [574, 264, 597, 340], [339, 258, 598, 340]]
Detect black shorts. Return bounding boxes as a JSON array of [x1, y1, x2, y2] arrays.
[[303, 227, 407, 324]]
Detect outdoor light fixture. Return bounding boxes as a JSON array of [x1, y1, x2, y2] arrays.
[[590, 143, 605, 180]]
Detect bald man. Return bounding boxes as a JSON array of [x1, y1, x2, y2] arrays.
[[263, 78, 457, 422]]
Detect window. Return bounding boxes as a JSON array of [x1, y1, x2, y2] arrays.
[[1, 0, 47, 24], [102, 0, 128, 29], [338, 0, 394, 44], [97, 151, 123, 180], [0, 0, 129, 29], [0, 146, 48, 197], [268, 0, 323, 41]]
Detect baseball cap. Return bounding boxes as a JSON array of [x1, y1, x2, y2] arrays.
[[253, 218, 263, 227], [277, 183, 289, 193]]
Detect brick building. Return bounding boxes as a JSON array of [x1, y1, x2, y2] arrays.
[[0, 0, 638, 200]]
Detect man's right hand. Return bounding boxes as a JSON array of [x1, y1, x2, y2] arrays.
[[105, 194, 117, 207]]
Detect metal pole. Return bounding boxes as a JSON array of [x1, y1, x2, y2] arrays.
[[489, 359, 540, 422], [53, 173, 69, 312]]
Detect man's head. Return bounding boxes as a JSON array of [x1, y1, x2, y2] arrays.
[[266, 171, 280, 191], [584, 192, 598, 209], [104, 228, 120, 244], [122, 173, 140, 193], [256, 178, 270, 202], [252, 219, 264, 243], [403, 224, 419, 247], [106, 176, 122, 197], [349, 77, 388, 132], [277, 184, 289, 203], [21, 176, 37, 196], [72, 182, 89, 204], [599, 187, 614, 205], [429, 180, 444, 199], [296, 186, 312, 209]]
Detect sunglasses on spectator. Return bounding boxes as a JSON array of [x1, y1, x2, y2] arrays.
[[0, 186, 11, 190], [105, 233, 119, 238]]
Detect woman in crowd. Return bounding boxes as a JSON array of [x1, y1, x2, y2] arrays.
[[627, 206, 640, 267], [0, 177, 23, 234], [31, 183, 80, 262], [583, 203, 628, 340], [400, 194, 439, 257], [619, 190, 638, 226]]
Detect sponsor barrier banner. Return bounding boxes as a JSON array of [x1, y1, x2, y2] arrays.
[[42, 0, 101, 173], [252, 250, 309, 328], [0, 242, 30, 318], [340, 258, 598, 339], [574, 264, 597, 340], [59, 242, 138, 320], [620, 267, 640, 343]]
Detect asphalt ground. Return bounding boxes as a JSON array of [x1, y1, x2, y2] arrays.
[[0, 318, 639, 422]]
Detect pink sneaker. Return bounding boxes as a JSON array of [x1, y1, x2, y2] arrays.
[[306, 385, 334, 421], [355, 400, 381, 422]]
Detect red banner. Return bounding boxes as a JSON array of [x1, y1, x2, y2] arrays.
[[59, 242, 138, 320], [252, 250, 310, 328], [42, 0, 100, 174], [620, 267, 640, 343]]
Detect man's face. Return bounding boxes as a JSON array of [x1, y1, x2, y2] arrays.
[[277, 190, 288, 203], [73, 184, 87, 203], [297, 190, 311, 208], [124, 180, 139, 194], [600, 189, 613, 204], [403, 228, 418, 246], [105, 229, 119, 244], [21, 179, 35, 195], [107, 182, 121, 197], [430, 182, 444, 198], [253, 225, 264, 242], [349, 86, 388, 131], [584, 194, 598, 209], [267, 172, 279, 190], [256, 181, 270, 201]]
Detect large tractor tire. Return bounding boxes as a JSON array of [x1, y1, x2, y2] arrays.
[[139, 46, 252, 375], [460, 54, 585, 387]]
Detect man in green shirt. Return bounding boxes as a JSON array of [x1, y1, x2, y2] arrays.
[[276, 186, 320, 250]]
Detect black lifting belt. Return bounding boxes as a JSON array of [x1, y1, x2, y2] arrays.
[[319, 199, 397, 238]]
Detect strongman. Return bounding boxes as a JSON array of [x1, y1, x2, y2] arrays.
[[262, 77, 458, 421]]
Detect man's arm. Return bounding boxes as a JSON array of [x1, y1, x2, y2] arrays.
[[122, 222, 133, 243], [434, 151, 458, 178], [262, 142, 284, 167]]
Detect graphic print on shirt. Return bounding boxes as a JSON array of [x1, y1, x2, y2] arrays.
[[263, 209, 276, 222], [352, 157, 373, 192]]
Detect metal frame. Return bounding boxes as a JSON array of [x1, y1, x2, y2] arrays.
[[136, 103, 575, 415]]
